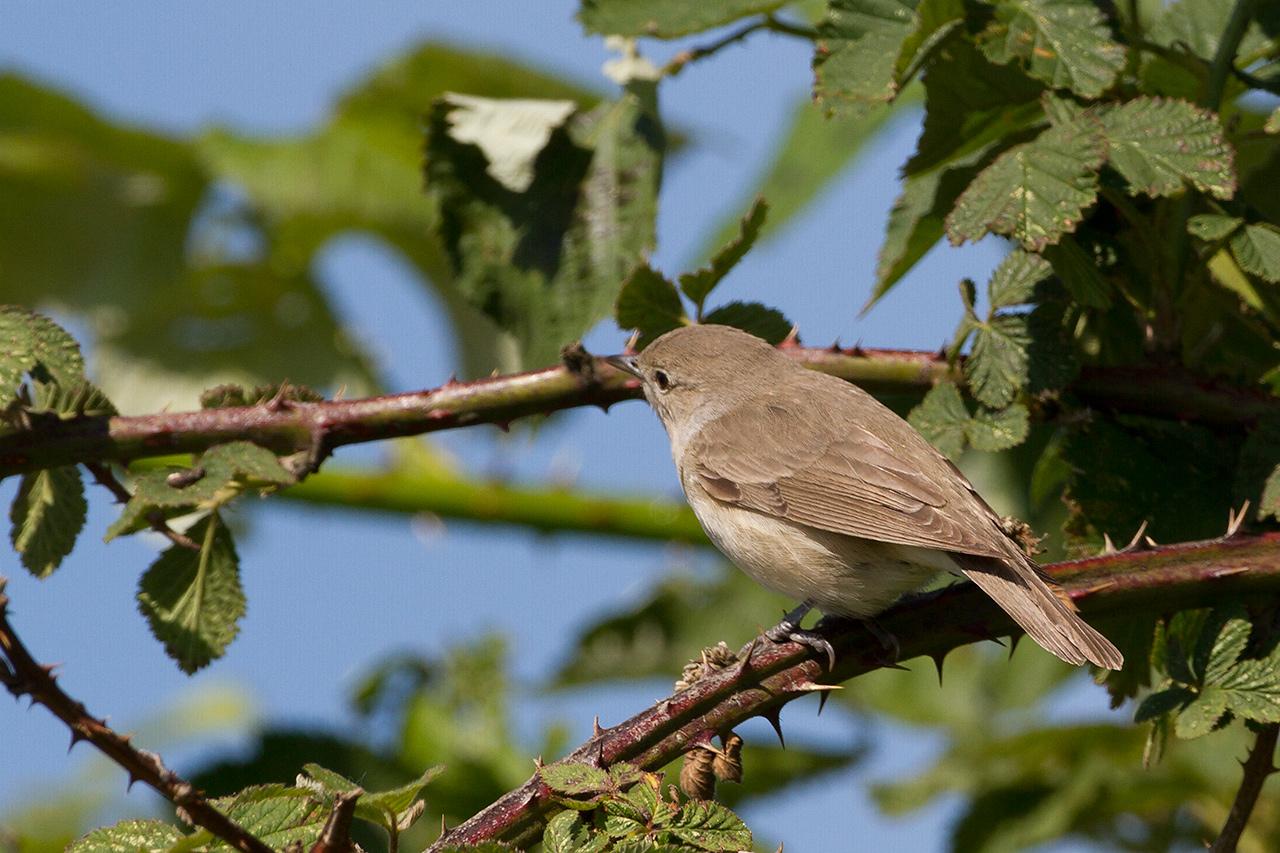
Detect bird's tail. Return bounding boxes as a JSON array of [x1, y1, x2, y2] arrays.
[[950, 551, 1123, 670]]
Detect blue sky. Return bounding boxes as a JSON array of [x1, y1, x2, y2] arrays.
[[0, 3, 1109, 850]]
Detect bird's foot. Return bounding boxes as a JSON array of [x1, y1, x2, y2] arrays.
[[813, 614, 900, 668], [764, 601, 835, 670]]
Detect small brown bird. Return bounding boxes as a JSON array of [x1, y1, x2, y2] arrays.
[[608, 324, 1122, 671]]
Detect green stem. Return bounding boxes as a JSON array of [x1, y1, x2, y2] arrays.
[[1203, 0, 1258, 111], [281, 466, 707, 544]]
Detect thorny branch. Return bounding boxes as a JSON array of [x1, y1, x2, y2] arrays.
[[0, 578, 272, 853], [431, 533, 1280, 850], [1, 346, 1274, 478], [1209, 723, 1279, 852]]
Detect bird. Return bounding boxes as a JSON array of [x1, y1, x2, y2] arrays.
[[607, 324, 1122, 671]]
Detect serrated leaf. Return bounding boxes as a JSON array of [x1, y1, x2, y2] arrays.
[[0, 306, 85, 407], [978, 0, 1126, 99], [1202, 613, 1251, 684], [1173, 689, 1227, 738], [988, 249, 1052, 309], [1099, 98, 1235, 199], [137, 513, 245, 674], [967, 315, 1030, 408], [425, 86, 662, 367], [908, 381, 970, 458], [815, 0, 925, 108], [27, 378, 118, 418], [968, 403, 1030, 451], [543, 810, 586, 853], [539, 762, 612, 796], [214, 785, 327, 848], [946, 117, 1105, 251], [1188, 214, 1243, 242], [106, 442, 292, 540], [679, 199, 767, 309], [668, 800, 752, 851], [616, 264, 687, 347], [301, 761, 443, 830], [67, 819, 185, 852], [578, 0, 780, 38], [1230, 223, 1280, 284], [1149, 0, 1280, 65], [895, 0, 966, 79], [700, 302, 792, 344], [10, 465, 86, 578]]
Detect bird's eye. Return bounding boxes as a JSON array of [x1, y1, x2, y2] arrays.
[[654, 370, 671, 391]]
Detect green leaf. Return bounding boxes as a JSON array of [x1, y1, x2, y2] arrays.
[[1098, 98, 1235, 199], [988, 249, 1052, 309], [895, 0, 967, 79], [679, 199, 767, 310], [1230, 223, 1280, 284], [815, 0, 925, 108], [301, 762, 443, 831], [946, 116, 1106, 251], [1267, 106, 1280, 135], [906, 39, 1044, 177], [616, 264, 688, 348], [106, 442, 292, 541], [1149, 0, 1280, 65], [1262, 466, 1280, 521], [697, 97, 907, 261], [137, 513, 245, 674], [700, 302, 792, 344], [908, 381, 970, 458], [543, 810, 588, 853], [0, 306, 86, 406], [977, 0, 1126, 99], [27, 378, 118, 418], [1174, 690, 1228, 738], [425, 86, 662, 367], [1188, 214, 1243, 242], [967, 315, 1030, 408], [10, 465, 86, 578], [668, 800, 752, 851], [968, 403, 1030, 451], [213, 785, 328, 848], [539, 762, 612, 797], [578, 0, 780, 38], [67, 819, 185, 852]]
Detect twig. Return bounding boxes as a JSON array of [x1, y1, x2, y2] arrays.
[[429, 533, 1280, 849], [663, 14, 818, 77], [0, 578, 272, 853], [84, 461, 201, 550], [311, 789, 362, 853], [1210, 722, 1279, 852], [1203, 0, 1258, 111], [1, 348, 1274, 479]]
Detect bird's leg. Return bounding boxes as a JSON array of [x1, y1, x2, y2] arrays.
[[814, 614, 900, 666], [765, 600, 836, 670]]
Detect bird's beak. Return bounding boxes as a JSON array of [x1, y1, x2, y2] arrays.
[[605, 354, 642, 379]]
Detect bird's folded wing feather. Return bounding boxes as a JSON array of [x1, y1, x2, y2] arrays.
[[686, 378, 1013, 560]]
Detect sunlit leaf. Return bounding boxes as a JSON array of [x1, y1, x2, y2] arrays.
[[1099, 97, 1235, 199], [578, 0, 780, 38], [67, 820, 184, 852], [679, 199, 767, 309], [978, 0, 1126, 98]]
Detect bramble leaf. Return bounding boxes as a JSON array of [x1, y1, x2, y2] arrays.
[[10, 465, 86, 579], [137, 513, 245, 673], [700, 302, 792, 344], [68, 820, 185, 852], [908, 381, 970, 458], [815, 0, 927, 108], [967, 315, 1030, 408], [968, 403, 1030, 451], [1230, 223, 1280, 284], [946, 117, 1105, 251], [977, 0, 1126, 99], [616, 264, 687, 348], [668, 800, 753, 850], [1099, 98, 1235, 199], [578, 0, 779, 38]]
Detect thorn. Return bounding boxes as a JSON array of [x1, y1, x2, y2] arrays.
[[593, 715, 604, 738], [1225, 501, 1250, 538], [590, 738, 606, 768], [1008, 633, 1023, 659], [439, 815, 450, 839], [731, 636, 759, 680], [533, 755, 544, 769], [829, 338, 842, 353], [1121, 520, 1150, 552], [624, 330, 640, 353], [68, 731, 85, 753], [817, 691, 831, 716], [1100, 533, 1116, 555], [780, 326, 800, 347], [494, 420, 511, 433], [929, 651, 946, 686], [127, 774, 141, 791], [762, 709, 785, 749], [794, 681, 843, 692]]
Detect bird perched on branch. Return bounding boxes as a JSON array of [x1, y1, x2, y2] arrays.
[[608, 324, 1121, 671]]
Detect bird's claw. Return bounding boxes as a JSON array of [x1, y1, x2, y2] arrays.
[[765, 623, 836, 671]]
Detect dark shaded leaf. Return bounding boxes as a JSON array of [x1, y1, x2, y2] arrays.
[[616, 264, 688, 348], [700, 302, 792, 344]]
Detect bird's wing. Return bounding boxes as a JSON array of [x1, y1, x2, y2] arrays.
[[685, 374, 1013, 560]]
